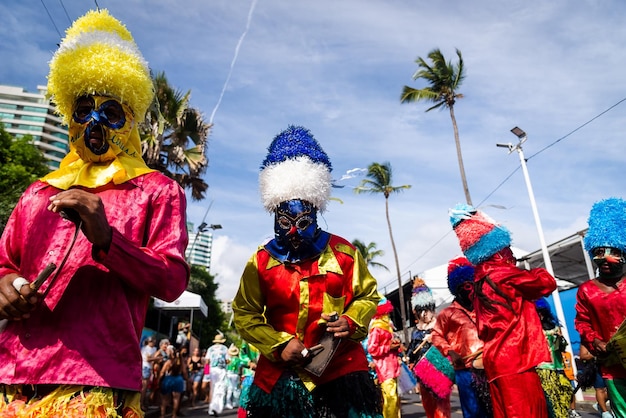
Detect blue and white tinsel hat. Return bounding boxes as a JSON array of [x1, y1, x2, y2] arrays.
[[259, 125, 333, 212], [584, 197, 626, 256]]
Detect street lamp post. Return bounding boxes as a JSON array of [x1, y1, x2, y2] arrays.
[[497, 127, 582, 400]]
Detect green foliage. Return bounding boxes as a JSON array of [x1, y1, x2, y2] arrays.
[[140, 71, 212, 201], [352, 239, 389, 271], [400, 48, 472, 205], [187, 265, 227, 349], [0, 124, 50, 231], [400, 48, 465, 111], [354, 162, 411, 198]]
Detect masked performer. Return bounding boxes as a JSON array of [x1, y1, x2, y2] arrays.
[[431, 256, 491, 418], [0, 10, 189, 417], [575, 197, 626, 418], [449, 204, 556, 418], [232, 125, 383, 418], [409, 278, 451, 418], [368, 298, 401, 418]]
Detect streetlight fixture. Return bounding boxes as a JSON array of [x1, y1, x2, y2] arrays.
[[197, 222, 222, 233], [188, 222, 222, 267], [497, 127, 581, 400]]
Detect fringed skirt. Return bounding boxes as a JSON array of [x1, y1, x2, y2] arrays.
[[244, 371, 383, 418], [0, 384, 142, 418], [537, 368, 574, 418]]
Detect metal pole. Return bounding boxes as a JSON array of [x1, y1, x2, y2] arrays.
[[513, 143, 583, 401]]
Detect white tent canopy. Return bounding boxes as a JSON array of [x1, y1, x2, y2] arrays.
[[153, 290, 208, 317]]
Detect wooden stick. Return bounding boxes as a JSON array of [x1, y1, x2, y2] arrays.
[[412, 339, 429, 355], [30, 263, 57, 291], [462, 349, 483, 360]]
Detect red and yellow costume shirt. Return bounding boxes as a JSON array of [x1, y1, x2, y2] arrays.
[[232, 234, 381, 393]]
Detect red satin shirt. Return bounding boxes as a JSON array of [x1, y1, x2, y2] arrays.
[[473, 260, 556, 382]]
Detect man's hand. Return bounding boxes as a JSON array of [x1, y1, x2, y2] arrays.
[[448, 350, 463, 366], [48, 189, 112, 251], [0, 274, 41, 321], [390, 338, 401, 351], [322, 312, 350, 338], [279, 338, 308, 364], [593, 338, 608, 353]]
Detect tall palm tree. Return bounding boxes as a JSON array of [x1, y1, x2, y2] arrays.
[[355, 162, 411, 343], [352, 239, 389, 272], [401, 48, 472, 205], [141, 72, 212, 201]]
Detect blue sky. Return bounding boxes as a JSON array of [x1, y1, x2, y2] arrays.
[[1, 0, 625, 302]]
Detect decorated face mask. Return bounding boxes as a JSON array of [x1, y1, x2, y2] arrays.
[[274, 199, 319, 251], [592, 247, 625, 280], [69, 95, 136, 163]]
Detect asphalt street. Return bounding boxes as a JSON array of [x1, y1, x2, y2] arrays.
[[147, 388, 607, 417]]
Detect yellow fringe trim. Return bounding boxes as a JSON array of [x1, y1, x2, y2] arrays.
[[0, 385, 143, 418]]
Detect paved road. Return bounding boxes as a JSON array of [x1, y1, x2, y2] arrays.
[[148, 390, 606, 417]]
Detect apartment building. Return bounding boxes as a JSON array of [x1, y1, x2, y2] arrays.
[[186, 222, 216, 270], [0, 84, 68, 169]]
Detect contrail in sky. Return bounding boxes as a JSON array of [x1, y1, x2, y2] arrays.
[[209, 0, 258, 125]]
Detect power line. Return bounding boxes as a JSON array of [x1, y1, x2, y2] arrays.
[[57, 0, 73, 25], [526, 96, 626, 161], [40, 0, 62, 39]]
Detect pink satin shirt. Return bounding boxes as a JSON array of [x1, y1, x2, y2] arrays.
[[0, 173, 189, 391]]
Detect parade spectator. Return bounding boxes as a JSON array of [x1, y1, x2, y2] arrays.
[[187, 347, 204, 407], [432, 257, 491, 418], [575, 197, 626, 418], [237, 341, 258, 418], [233, 125, 383, 417], [176, 321, 191, 350], [225, 344, 243, 410], [368, 298, 401, 418], [0, 9, 189, 416], [158, 346, 188, 418], [141, 336, 158, 410], [410, 277, 451, 418], [449, 204, 556, 418], [202, 356, 212, 404], [206, 333, 229, 416]]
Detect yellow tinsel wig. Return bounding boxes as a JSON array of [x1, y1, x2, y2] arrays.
[[47, 9, 154, 124], [43, 9, 155, 189]]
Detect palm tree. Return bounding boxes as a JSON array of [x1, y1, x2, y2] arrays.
[[352, 239, 389, 272], [141, 72, 212, 201], [355, 162, 411, 343], [400, 48, 472, 205]]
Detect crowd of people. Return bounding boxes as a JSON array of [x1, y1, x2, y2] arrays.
[[138, 333, 259, 418]]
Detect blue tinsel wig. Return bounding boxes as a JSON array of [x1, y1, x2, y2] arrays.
[[584, 197, 626, 257], [447, 256, 475, 296], [535, 297, 559, 329]]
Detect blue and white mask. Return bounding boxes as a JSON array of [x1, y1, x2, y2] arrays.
[[265, 199, 329, 263]]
